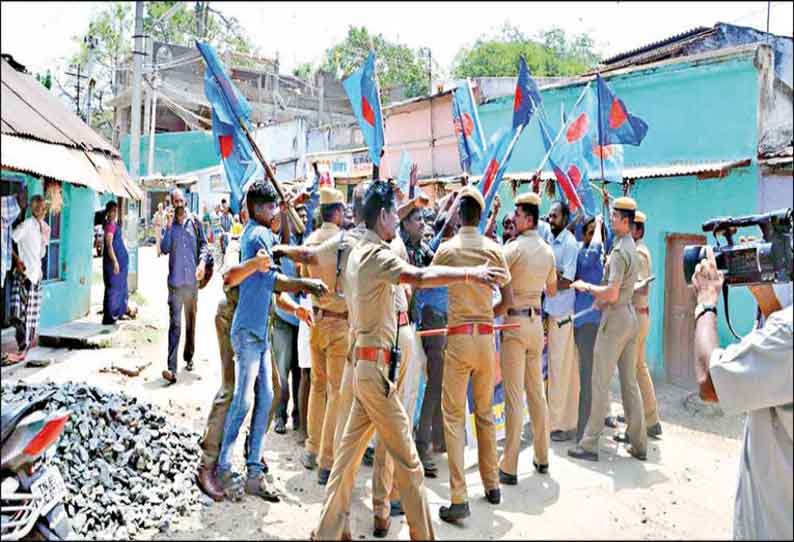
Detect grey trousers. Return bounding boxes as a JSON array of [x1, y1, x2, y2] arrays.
[[574, 323, 599, 444]]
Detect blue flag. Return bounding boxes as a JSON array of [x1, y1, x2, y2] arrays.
[[452, 79, 487, 173], [396, 150, 412, 196], [477, 127, 516, 232], [196, 41, 257, 215], [538, 86, 607, 220], [343, 51, 385, 167], [513, 56, 542, 130], [595, 75, 648, 146]]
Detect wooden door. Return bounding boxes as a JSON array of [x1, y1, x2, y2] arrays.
[[663, 233, 707, 388]]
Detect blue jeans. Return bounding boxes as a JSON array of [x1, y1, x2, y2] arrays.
[[217, 330, 274, 478]]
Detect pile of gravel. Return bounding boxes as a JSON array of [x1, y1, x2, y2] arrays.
[[1, 381, 204, 539]]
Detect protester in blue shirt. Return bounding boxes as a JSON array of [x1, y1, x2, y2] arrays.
[[544, 200, 581, 442], [160, 188, 212, 383], [573, 214, 606, 443], [215, 180, 328, 501]]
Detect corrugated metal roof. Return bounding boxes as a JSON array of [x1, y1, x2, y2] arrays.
[[1, 134, 143, 200], [1, 59, 117, 154], [603, 27, 712, 65], [1, 58, 140, 199], [528, 159, 752, 182], [413, 159, 753, 187]]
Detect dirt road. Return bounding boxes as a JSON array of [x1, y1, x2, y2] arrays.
[[2, 246, 745, 540]]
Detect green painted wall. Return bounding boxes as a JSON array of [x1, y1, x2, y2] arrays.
[[5, 171, 96, 329], [476, 51, 762, 377], [120, 130, 218, 177]]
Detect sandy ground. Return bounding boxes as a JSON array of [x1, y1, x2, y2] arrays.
[[1, 245, 746, 540]]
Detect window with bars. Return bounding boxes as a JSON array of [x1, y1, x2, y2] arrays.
[[41, 208, 62, 281]]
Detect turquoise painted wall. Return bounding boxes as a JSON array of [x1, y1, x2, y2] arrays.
[[120, 130, 218, 177], [6, 172, 95, 329], [476, 51, 762, 377]]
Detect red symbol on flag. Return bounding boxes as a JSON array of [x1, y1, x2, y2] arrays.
[[566, 113, 589, 143], [453, 113, 474, 137], [362, 96, 376, 126], [481, 158, 499, 196], [609, 98, 627, 129], [219, 135, 233, 159], [567, 165, 582, 186], [553, 166, 582, 211], [513, 85, 523, 112], [591, 144, 614, 159]]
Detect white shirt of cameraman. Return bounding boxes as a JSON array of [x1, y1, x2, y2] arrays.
[[694, 243, 793, 541]]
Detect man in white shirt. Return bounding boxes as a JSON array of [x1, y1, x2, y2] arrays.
[[692, 247, 792, 541], [8, 195, 50, 364]]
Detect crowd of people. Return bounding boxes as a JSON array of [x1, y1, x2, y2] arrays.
[[152, 163, 671, 540]]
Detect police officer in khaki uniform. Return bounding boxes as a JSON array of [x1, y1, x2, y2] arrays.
[[568, 197, 648, 462], [630, 211, 662, 438], [300, 188, 350, 484], [493, 192, 557, 483], [430, 186, 513, 523], [311, 181, 506, 541]]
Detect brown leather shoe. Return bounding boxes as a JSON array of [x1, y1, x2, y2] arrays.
[[373, 516, 391, 538], [196, 464, 224, 502], [162, 369, 176, 384]]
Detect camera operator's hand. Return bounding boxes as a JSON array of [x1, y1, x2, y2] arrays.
[[692, 246, 724, 306], [738, 236, 783, 319]]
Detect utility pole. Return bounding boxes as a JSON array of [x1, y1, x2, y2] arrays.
[[147, 71, 159, 176], [65, 63, 87, 118], [130, 0, 145, 182]]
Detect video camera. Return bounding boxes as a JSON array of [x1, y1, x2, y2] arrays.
[[683, 208, 793, 286], [682, 208, 793, 339]]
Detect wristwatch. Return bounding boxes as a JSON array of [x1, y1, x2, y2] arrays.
[[694, 303, 718, 322]]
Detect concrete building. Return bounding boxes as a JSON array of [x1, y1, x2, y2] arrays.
[[476, 42, 792, 384]]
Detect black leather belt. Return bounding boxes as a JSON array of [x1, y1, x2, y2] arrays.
[[313, 307, 348, 319], [507, 307, 541, 317]]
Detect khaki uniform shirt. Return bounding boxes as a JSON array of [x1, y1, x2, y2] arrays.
[[431, 226, 511, 327], [347, 230, 413, 350], [503, 229, 556, 308], [603, 233, 638, 306], [221, 238, 242, 306], [632, 239, 652, 308], [314, 224, 367, 330], [301, 222, 347, 313]]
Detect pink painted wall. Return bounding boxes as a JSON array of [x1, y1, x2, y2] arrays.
[[381, 92, 461, 180]]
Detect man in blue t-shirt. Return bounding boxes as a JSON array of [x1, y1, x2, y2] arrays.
[[573, 215, 606, 444], [215, 180, 328, 501]]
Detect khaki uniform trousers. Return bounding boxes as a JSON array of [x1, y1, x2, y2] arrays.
[[199, 296, 281, 467], [546, 316, 580, 432], [314, 354, 435, 541], [372, 325, 413, 520], [499, 315, 550, 474], [442, 332, 500, 505], [634, 309, 660, 426], [579, 305, 647, 457], [306, 316, 350, 470]]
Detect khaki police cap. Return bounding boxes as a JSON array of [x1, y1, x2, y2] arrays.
[[319, 187, 344, 205], [458, 186, 485, 210], [635, 210, 647, 224], [613, 196, 637, 211], [515, 192, 541, 206]]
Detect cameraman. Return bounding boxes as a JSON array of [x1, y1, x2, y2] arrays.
[[691, 246, 792, 541]]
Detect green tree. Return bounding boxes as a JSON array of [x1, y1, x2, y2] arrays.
[[61, 1, 255, 140], [320, 26, 430, 102], [292, 62, 315, 80], [452, 23, 600, 78], [36, 70, 53, 90]]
